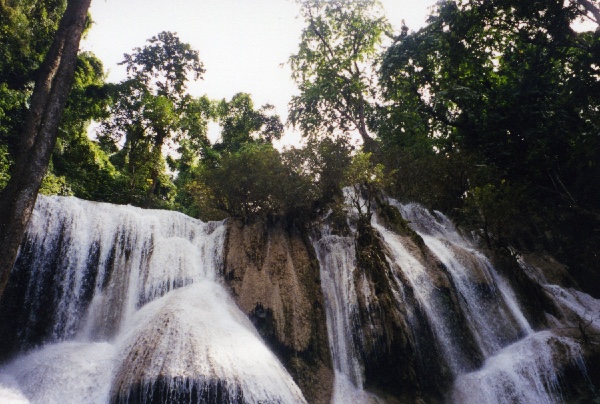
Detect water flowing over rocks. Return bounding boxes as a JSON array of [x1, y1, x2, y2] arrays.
[[110, 282, 306, 404], [0, 194, 598, 403], [0, 196, 306, 403]]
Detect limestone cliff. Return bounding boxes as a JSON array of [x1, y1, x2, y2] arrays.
[[223, 219, 334, 404]]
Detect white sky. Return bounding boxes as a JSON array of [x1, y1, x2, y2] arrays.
[[82, 0, 437, 146]]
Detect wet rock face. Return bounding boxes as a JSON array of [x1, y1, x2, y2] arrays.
[[353, 221, 430, 400], [112, 377, 245, 404], [489, 250, 560, 330], [352, 221, 472, 402], [223, 219, 334, 404]]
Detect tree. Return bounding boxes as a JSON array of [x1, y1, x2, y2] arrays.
[[120, 31, 204, 103], [281, 136, 353, 208], [289, 0, 390, 149], [100, 32, 204, 207], [0, 0, 93, 298], [379, 0, 600, 294], [46, 52, 120, 202], [0, 0, 69, 174], [381, 0, 600, 208], [177, 93, 287, 219], [213, 93, 283, 153]]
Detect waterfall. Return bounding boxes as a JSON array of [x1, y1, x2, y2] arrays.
[[388, 202, 591, 403], [393, 202, 533, 356], [451, 331, 586, 403], [313, 233, 380, 403], [0, 196, 306, 404], [311, 193, 595, 402], [0, 194, 596, 403]]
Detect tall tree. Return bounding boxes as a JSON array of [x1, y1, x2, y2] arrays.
[[101, 32, 204, 206], [0, 0, 68, 172], [289, 0, 390, 149], [0, 0, 93, 298], [379, 0, 600, 293], [381, 0, 600, 198]]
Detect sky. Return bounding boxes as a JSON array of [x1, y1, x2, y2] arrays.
[[82, 0, 437, 146]]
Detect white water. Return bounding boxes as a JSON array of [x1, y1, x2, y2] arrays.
[[13, 195, 225, 342], [451, 331, 585, 403], [394, 202, 594, 403], [312, 192, 594, 403], [0, 194, 595, 403], [0, 196, 306, 403], [396, 202, 533, 355], [1, 342, 116, 403], [372, 220, 476, 374], [545, 284, 600, 330], [113, 281, 306, 403], [313, 234, 380, 403]]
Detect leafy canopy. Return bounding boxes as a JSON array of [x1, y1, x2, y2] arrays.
[[289, 0, 391, 146]]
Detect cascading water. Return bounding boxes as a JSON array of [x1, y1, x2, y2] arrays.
[[0, 196, 306, 404], [0, 194, 596, 403], [370, 219, 478, 375], [311, 191, 596, 403], [312, 230, 380, 403], [392, 202, 533, 356], [383, 200, 593, 403]]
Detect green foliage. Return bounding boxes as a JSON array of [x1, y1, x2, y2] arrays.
[[213, 93, 283, 153], [51, 133, 122, 202], [100, 32, 205, 208], [378, 0, 600, 254], [175, 95, 215, 167], [0, 2, 116, 201], [0, 144, 10, 190], [179, 136, 354, 222], [0, 0, 67, 90], [0, 83, 28, 152], [282, 136, 353, 206], [0, 0, 68, 167], [461, 181, 530, 247], [2, 0, 598, 300], [39, 171, 72, 197], [289, 0, 391, 145], [43, 52, 122, 203], [381, 148, 482, 215], [173, 91, 287, 217], [120, 31, 204, 101], [381, 0, 600, 192], [343, 151, 386, 220], [184, 144, 308, 220]]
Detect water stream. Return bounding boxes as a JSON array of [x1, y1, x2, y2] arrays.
[[0, 195, 595, 403]]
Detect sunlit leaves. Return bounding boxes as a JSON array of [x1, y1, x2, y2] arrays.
[[214, 93, 283, 153], [289, 0, 391, 144]]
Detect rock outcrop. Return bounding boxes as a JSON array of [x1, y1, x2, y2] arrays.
[[223, 219, 334, 404]]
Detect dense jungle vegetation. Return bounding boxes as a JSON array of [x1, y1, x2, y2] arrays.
[[1, 0, 599, 294]]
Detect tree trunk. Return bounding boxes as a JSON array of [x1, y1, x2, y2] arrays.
[[145, 128, 167, 207], [0, 0, 93, 299]]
